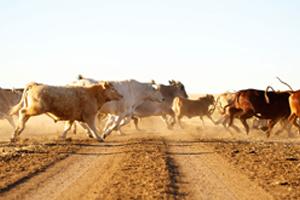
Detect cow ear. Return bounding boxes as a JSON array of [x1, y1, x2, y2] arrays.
[[78, 74, 83, 80], [103, 81, 112, 89], [169, 80, 175, 85]]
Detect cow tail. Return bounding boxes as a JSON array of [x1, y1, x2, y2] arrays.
[[220, 92, 239, 114], [221, 102, 235, 115], [9, 94, 26, 115], [236, 91, 242, 105], [9, 83, 35, 115], [172, 97, 180, 114], [264, 86, 275, 104]]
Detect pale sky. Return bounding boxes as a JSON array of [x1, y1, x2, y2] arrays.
[[0, 0, 300, 93]]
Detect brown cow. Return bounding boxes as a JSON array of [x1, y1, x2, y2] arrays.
[[227, 88, 290, 137], [275, 77, 300, 135], [172, 95, 215, 128], [10, 82, 122, 142], [287, 91, 300, 133]]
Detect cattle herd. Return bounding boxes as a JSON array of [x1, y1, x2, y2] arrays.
[[1, 75, 300, 142]]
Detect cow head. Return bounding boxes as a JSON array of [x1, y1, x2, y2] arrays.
[[103, 82, 123, 101], [169, 80, 188, 98], [206, 94, 215, 105], [146, 82, 165, 103]]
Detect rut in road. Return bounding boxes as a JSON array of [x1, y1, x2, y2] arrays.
[[0, 127, 275, 200], [0, 137, 186, 200]]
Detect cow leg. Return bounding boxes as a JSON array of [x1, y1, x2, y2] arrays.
[[96, 113, 107, 131], [109, 116, 126, 135], [237, 109, 254, 134], [169, 115, 176, 128], [132, 116, 141, 131], [79, 122, 94, 138], [12, 113, 30, 142], [163, 109, 176, 129], [217, 114, 240, 133], [102, 113, 129, 139], [228, 112, 235, 127], [266, 119, 278, 138], [239, 118, 250, 134], [200, 116, 205, 127], [161, 115, 173, 129], [176, 115, 184, 129], [60, 121, 74, 139], [115, 116, 132, 134], [103, 115, 116, 132], [101, 115, 122, 139], [84, 117, 104, 142], [72, 122, 77, 135], [206, 114, 216, 125], [5, 115, 16, 130], [289, 114, 300, 134], [228, 107, 244, 128], [274, 120, 289, 136]]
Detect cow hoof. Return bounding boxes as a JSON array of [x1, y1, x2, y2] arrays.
[[98, 137, 104, 143], [10, 138, 18, 143]]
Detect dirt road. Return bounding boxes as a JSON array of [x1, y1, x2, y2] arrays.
[[1, 118, 299, 199]]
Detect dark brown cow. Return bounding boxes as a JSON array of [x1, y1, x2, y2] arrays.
[[227, 89, 290, 137], [172, 95, 215, 128]]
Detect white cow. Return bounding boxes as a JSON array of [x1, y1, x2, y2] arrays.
[[71, 76, 164, 139], [132, 80, 188, 130]]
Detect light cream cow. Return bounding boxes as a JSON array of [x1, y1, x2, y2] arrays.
[[10, 82, 122, 142]]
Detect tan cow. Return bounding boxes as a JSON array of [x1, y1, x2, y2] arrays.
[[9, 82, 122, 142], [0, 88, 23, 129], [214, 92, 241, 132], [172, 95, 215, 128]]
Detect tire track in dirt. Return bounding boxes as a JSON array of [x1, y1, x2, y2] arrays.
[[0, 135, 185, 200], [95, 138, 186, 200], [163, 132, 274, 200], [0, 124, 279, 200], [0, 142, 126, 200]]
